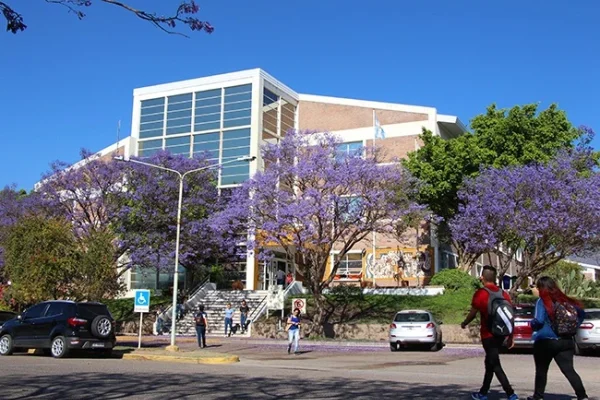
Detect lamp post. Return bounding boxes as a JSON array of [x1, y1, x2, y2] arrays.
[[115, 154, 256, 350]]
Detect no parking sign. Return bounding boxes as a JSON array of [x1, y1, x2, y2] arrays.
[[292, 298, 306, 314]]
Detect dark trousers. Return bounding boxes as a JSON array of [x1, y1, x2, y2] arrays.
[[195, 325, 206, 348], [480, 336, 514, 396], [532, 338, 587, 400]]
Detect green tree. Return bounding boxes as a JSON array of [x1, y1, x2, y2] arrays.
[[405, 103, 583, 270], [4, 216, 77, 304]]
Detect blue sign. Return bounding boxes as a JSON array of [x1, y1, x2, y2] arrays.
[[134, 290, 151, 313]]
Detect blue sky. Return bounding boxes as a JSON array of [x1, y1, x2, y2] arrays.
[[1, 0, 599, 190]]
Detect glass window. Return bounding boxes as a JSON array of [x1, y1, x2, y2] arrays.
[[139, 139, 163, 158], [336, 141, 363, 160], [140, 98, 165, 139], [167, 93, 192, 136], [223, 85, 252, 128], [193, 132, 220, 160], [195, 89, 222, 132], [263, 88, 278, 106], [24, 304, 49, 319], [336, 253, 363, 275], [46, 303, 65, 317], [165, 136, 191, 156], [130, 266, 185, 291], [394, 313, 431, 323]]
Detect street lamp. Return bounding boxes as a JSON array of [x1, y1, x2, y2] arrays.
[[115, 154, 256, 350]]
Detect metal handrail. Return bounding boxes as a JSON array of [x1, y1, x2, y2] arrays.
[[158, 276, 211, 323]]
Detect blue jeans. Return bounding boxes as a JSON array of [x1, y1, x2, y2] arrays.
[[288, 329, 300, 352], [241, 314, 247, 331], [224, 318, 233, 335], [195, 326, 206, 347]]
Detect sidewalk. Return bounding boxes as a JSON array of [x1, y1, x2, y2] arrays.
[[116, 335, 481, 350]]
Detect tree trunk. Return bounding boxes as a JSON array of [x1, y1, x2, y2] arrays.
[[509, 275, 527, 302], [307, 292, 328, 337]]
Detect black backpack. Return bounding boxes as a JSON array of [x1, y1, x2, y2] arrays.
[[484, 287, 515, 337], [195, 312, 206, 327], [552, 302, 579, 337]]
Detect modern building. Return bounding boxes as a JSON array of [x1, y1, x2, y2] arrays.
[[93, 68, 467, 295]]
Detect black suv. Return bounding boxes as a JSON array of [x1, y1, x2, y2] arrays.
[[0, 301, 116, 358]]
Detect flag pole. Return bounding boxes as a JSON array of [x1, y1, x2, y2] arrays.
[[372, 110, 376, 287]]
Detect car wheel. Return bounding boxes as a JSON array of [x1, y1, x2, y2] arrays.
[[0, 334, 14, 356], [431, 335, 443, 352], [50, 336, 69, 359], [390, 343, 399, 352], [91, 316, 113, 339]]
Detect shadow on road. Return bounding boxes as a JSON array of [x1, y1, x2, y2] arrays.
[[0, 371, 575, 400]]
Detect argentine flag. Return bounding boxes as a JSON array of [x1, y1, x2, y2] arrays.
[[374, 113, 386, 139]]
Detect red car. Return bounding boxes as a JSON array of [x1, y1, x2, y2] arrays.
[[512, 304, 535, 349]]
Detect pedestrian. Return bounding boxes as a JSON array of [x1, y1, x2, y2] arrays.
[[286, 308, 301, 355], [527, 276, 588, 400], [224, 303, 234, 337], [194, 305, 208, 348], [154, 308, 164, 335], [461, 265, 519, 400], [240, 300, 250, 333], [276, 269, 286, 288], [285, 272, 293, 287]]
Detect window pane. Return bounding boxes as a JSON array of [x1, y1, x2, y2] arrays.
[[194, 132, 219, 143], [223, 128, 250, 141], [139, 139, 163, 157], [166, 123, 192, 136], [225, 84, 252, 96], [25, 304, 48, 319], [196, 88, 221, 100], [263, 88, 278, 106], [140, 121, 164, 131], [141, 113, 165, 124], [222, 146, 250, 158], [394, 313, 431, 322], [221, 173, 248, 185], [166, 136, 190, 147], [224, 101, 251, 112], [195, 121, 221, 131], [141, 98, 165, 108]]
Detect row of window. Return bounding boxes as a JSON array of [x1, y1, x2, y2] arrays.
[[138, 128, 252, 186], [139, 84, 252, 139]]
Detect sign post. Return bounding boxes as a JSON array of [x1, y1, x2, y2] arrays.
[[292, 298, 307, 314], [134, 290, 151, 349]]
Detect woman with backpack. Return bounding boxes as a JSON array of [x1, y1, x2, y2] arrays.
[[528, 276, 588, 400]]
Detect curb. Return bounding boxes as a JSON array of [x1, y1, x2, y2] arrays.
[[121, 353, 240, 364]]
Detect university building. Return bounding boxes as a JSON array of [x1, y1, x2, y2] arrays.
[[96, 68, 467, 295]]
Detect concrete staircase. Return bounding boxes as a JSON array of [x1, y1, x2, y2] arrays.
[[175, 290, 268, 336]]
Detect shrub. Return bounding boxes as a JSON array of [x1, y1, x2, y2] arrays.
[[430, 268, 481, 291]]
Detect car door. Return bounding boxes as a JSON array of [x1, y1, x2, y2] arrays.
[[12, 303, 49, 347], [36, 303, 64, 348]]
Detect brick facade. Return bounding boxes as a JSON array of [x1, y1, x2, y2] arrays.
[[298, 101, 428, 132]]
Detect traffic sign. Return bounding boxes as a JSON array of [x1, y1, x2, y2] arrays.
[[292, 298, 306, 314], [134, 290, 151, 313]]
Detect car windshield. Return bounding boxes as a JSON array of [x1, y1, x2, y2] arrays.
[[394, 313, 430, 322], [584, 311, 600, 320], [515, 307, 534, 318]]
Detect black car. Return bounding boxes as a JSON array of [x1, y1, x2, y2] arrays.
[[0, 311, 16, 328], [0, 301, 116, 358]]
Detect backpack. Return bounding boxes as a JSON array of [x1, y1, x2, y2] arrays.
[[484, 287, 514, 337], [195, 312, 206, 327], [552, 302, 579, 337]]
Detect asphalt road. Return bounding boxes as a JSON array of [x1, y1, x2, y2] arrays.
[[0, 344, 598, 399]]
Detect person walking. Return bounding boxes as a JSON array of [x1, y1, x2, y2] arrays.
[[194, 305, 208, 348], [286, 308, 301, 355], [240, 300, 250, 333], [527, 276, 589, 400], [461, 265, 519, 400], [224, 303, 234, 337]]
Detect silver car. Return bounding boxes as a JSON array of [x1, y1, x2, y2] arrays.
[[389, 310, 443, 352], [575, 308, 600, 355]]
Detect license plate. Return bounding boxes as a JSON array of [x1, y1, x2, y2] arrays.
[[515, 321, 529, 327], [91, 343, 105, 348]]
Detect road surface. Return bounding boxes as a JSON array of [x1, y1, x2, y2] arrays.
[[0, 341, 597, 399]]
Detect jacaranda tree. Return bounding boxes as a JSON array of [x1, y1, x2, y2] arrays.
[[2, 0, 214, 36], [450, 150, 600, 296], [215, 130, 421, 334], [116, 151, 238, 281]]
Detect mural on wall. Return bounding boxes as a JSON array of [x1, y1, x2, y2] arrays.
[[366, 249, 432, 279]]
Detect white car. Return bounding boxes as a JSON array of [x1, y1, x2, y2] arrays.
[[389, 310, 443, 352], [575, 308, 600, 355]]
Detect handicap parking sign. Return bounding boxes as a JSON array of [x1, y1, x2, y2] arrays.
[[134, 290, 151, 313]]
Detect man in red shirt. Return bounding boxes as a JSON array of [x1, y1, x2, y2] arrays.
[[461, 265, 518, 400]]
